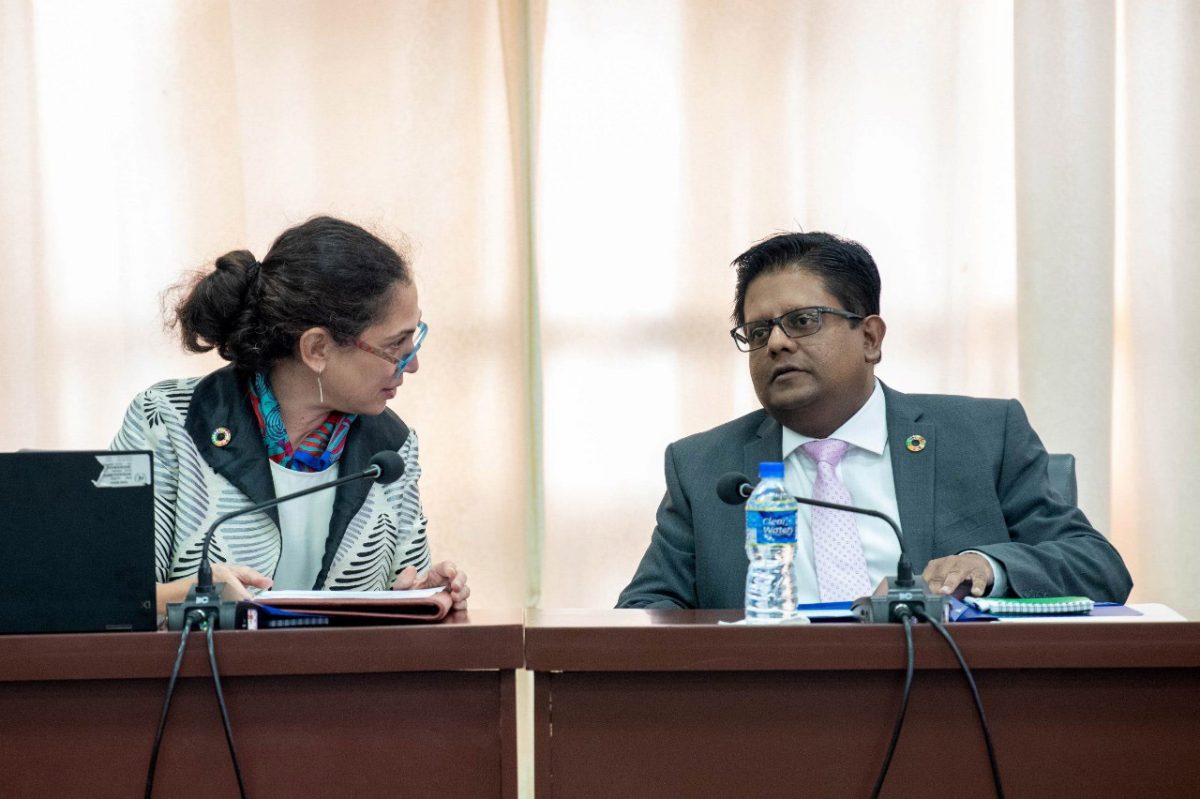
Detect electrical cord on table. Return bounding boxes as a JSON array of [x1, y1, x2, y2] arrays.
[[913, 607, 1005, 799], [145, 610, 199, 799], [205, 614, 248, 798], [869, 608, 916, 799], [144, 609, 249, 799]]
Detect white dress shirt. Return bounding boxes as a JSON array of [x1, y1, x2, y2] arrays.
[[781, 381, 902, 603]]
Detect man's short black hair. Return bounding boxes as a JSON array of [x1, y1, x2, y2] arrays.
[[731, 231, 881, 326]]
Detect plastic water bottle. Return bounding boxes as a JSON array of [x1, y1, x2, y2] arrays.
[[744, 461, 798, 623]]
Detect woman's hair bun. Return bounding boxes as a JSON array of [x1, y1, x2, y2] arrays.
[[215, 249, 258, 274], [168, 249, 263, 361]]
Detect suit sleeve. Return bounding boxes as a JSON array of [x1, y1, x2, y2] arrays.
[[972, 400, 1133, 603], [616, 444, 700, 608]]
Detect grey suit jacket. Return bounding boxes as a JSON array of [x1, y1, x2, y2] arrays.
[[617, 384, 1133, 608]]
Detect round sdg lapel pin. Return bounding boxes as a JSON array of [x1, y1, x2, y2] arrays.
[[905, 434, 926, 452]]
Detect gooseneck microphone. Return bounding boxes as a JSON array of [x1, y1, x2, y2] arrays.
[[167, 450, 406, 630], [717, 471, 946, 623], [717, 472, 914, 584]]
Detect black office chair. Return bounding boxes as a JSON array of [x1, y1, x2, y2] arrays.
[[1047, 453, 1077, 506]]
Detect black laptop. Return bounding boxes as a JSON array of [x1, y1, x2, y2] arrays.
[[0, 450, 156, 633]]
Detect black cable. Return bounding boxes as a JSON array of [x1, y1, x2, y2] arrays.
[[914, 608, 1005, 799], [145, 611, 199, 799], [205, 617, 249, 799], [869, 610, 916, 799]]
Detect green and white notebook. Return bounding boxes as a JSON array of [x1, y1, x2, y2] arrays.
[[966, 596, 1095, 615]]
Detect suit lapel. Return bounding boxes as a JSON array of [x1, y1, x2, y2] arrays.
[[316, 415, 375, 584], [185, 367, 278, 526], [314, 412, 411, 588], [744, 414, 783, 480], [883, 384, 936, 568]]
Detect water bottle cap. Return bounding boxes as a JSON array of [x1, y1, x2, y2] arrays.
[[758, 461, 784, 479]]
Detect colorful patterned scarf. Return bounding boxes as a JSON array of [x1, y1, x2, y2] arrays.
[[247, 373, 356, 472]]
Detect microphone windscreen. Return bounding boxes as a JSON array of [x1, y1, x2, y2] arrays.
[[716, 472, 753, 505], [368, 451, 406, 484]]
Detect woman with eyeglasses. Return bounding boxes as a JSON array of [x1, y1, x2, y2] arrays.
[[112, 216, 468, 616]]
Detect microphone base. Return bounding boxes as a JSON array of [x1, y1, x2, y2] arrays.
[[166, 582, 239, 631], [851, 576, 948, 624]]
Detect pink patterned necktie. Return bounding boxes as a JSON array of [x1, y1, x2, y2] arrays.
[[799, 438, 873, 602]]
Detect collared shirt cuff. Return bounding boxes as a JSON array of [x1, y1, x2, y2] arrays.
[[962, 550, 1008, 596]]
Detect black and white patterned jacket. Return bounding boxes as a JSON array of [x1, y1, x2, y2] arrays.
[[110, 366, 430, 590]]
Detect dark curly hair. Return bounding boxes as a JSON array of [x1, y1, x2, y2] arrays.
[[168, 216, 411, 374]]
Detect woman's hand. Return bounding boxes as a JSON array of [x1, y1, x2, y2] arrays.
[[393, 561, 469, 610], [155, 563, 273, 615], [211, 562, 274, 600]]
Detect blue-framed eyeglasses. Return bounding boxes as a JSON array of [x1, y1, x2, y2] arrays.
[[354, 321, 428, 378]]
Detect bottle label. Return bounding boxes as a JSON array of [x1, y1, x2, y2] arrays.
[[747, 510, 797, 545]]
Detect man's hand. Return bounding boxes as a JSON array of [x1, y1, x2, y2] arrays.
[[923, 553, 994, 598], [393, 561, 470, 610]]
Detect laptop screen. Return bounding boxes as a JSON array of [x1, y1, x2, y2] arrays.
[[0, 450, 156, 633]]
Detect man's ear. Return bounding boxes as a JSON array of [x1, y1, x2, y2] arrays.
[[862, 316, 886, 365], [296, 327, 334, 373]]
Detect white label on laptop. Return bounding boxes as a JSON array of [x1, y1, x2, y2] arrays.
[[93, 454, 151, 487]]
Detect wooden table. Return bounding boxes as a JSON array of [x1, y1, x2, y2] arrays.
[[525, 609, 1200, 799], [0, 609, 523, 799]]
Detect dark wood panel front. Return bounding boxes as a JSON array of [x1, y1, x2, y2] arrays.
[[1, 671, 511, 799], [536, 668, 1200, 799], [0, 612, 522, 799], [529, 610, 1200, 799]]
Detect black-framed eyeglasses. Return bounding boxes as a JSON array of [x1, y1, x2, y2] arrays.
[[730, 306, 863, 352]]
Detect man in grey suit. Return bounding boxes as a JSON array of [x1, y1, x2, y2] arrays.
[[618, 232, 1132, 609]]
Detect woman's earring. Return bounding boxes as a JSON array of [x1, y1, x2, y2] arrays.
[[317, 372, 324, 404]]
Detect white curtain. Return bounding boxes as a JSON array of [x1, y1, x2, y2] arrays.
[[1113, 0, 1200, 608], [1, 0, 1196, 613], [536, 0, 1023, 606], [0, 0, 534, 609]]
